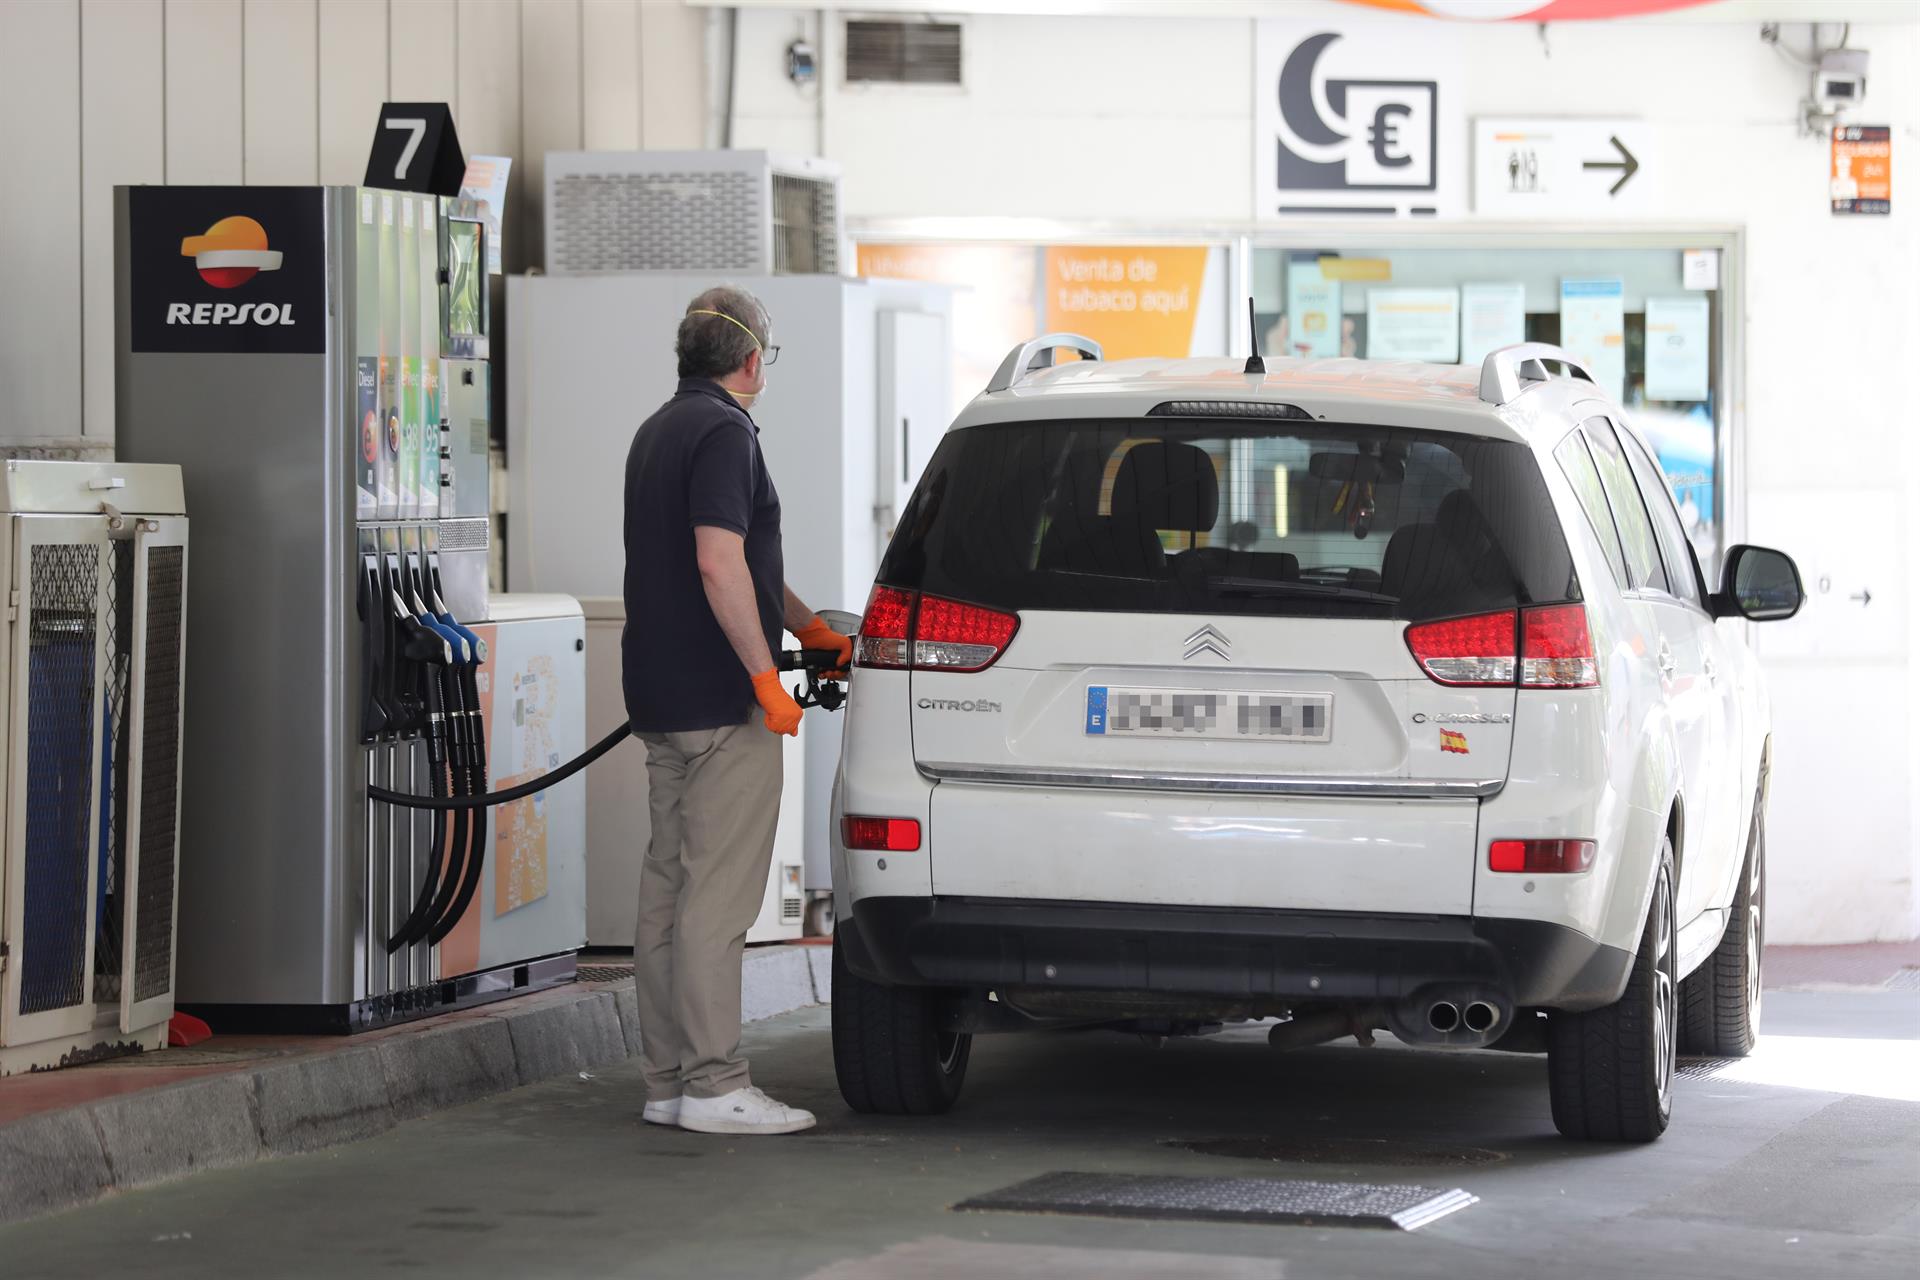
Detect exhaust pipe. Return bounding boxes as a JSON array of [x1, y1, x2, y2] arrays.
[[1387, 988, 1513, 1047]]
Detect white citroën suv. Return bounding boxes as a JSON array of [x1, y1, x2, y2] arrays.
[[828, 336, 1802, 1142]]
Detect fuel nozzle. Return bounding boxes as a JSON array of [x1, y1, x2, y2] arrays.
[[778, 648, 848, 712]]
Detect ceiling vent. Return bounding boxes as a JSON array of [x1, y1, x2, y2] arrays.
[[845, 20, 962, 85]]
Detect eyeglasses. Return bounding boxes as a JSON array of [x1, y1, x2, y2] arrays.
[[689, 309, 779, 367]]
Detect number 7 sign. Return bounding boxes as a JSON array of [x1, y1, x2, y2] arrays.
[[364, 103, 466, 197]]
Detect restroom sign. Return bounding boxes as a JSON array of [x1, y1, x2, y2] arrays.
[[1471, 118, 1655, 217], [1255, 23, 1466, 219]]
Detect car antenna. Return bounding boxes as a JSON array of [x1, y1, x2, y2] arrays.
[[1244, 298, 1266, 375]]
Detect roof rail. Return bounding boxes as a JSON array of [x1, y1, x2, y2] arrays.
[[1478, 342, 1595, 407], [986, 333, 1102, 393]]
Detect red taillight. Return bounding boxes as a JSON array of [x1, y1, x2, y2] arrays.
[[1406, 605, 1598, 689], [1489, 839, 1596, 873], [1404, 610, 1518, 686], [854, 587, 1019, 673], [841, 815, 921, 852], [913, 595, 1020, 672], [1521, 604, 1599, 689], [855, 585, 914, 669]]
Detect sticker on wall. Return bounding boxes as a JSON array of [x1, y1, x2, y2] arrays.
[[1832, 125, 1890, 216]]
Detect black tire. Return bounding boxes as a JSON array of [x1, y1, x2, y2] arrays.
[[831, 940, 971, 1115], [1680, 807, 1766, 1057], [1548, 838, 1678, 1142]]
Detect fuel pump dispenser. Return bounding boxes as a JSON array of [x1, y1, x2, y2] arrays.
[[116, 185, 585, 1030]]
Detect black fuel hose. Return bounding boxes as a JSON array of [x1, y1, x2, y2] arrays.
[[418, 670, 477, 937], [429, 670, 491, 945], [368, 723, 632, 811], [388, 666, 460, 953], [366, 644, 845, 814]]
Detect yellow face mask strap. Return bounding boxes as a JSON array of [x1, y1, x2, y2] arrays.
[[688, 309, 764, 354]]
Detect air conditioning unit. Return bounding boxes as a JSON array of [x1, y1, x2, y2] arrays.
[[544, 150, 843, 277], [0, 461, 187, 1074]]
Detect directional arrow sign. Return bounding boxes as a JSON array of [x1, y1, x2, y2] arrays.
[[1473, 118, 1655, 218], [1582, 135, 1640, 196]]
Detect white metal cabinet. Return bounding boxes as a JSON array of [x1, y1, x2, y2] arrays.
[[0, 462, 187, 1074]]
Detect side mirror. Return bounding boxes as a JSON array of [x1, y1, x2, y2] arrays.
[[1712, 544, 1804, 622]]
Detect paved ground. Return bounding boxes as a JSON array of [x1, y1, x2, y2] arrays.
[[3, 988, 1916, 1279]]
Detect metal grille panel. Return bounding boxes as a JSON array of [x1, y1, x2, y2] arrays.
[[134, 546, 185, 1002], [954, 1171, 1478, 1232], [846, 20, 963, 84], [436, 517, 491, 553], [20, 543, 101, 1015], [576, 964, 636, 984], [95, 539, 135, 998], [550, 170, 760, 275], [770, 174, 839, 274]]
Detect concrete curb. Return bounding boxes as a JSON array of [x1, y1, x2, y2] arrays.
[[0, 945, 826, 1227]]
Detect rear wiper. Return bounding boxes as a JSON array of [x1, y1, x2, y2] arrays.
[[1210, 577, 1398, 603]]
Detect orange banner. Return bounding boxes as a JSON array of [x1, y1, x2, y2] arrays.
[[1042, 246, 1209, 362]]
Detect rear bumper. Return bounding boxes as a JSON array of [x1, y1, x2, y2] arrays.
[[838, 896, 1633, 1012]]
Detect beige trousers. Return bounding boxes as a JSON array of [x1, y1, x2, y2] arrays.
[[634, 708, 783, 1100]]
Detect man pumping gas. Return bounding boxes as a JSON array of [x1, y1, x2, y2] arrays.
[[622, 286, 852, 1136]]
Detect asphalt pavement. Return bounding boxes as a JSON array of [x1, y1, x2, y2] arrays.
[[3, 989, 1915, 1279]]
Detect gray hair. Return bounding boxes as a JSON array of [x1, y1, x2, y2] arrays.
[[676, 285, 771, 380]]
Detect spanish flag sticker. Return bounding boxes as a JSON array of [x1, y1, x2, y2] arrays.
[[1440, 728, 1470, 755]]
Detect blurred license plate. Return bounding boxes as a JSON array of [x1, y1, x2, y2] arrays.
[[1084, 686, 1332, 743]]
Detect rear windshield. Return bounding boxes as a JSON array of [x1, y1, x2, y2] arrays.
[[877, 418, 1579, 621]]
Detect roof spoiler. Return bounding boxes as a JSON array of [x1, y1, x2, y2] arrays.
[[1478, 342, 1595, 407], [987, 333, 1103, 393]]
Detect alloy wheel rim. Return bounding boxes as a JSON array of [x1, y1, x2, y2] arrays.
[[1655, 862, 1676, 1107]]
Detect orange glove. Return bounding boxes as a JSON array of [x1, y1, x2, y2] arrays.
[[751, 669, 803, 736], [793, 616, 854, 678]]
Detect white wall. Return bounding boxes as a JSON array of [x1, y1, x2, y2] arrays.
[[729, 9, 1920, 943], [0, 0, 707, 448]]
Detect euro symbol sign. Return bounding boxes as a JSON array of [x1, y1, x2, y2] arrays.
[[1369, 103, 1414, 169]]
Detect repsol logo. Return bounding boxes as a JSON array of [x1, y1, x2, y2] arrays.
[[165, 302, 298, 327], [916, 697, 1001, 714]]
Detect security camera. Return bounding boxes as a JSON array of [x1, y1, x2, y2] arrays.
[[787, 39, 817, 86], [1815, 47, 1868, 111]]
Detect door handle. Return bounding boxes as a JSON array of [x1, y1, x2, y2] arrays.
[[1656, 645, 1676, 678]]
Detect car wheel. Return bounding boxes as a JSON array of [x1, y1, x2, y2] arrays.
[[1680, 808, 1766, 1057], [831, 939, 971, 1115], [1548, 836, 1677, 1142]]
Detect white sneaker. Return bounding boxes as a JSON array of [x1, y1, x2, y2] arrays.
[[677, 1086, 816, 1135], [642, 1096, 681, 1126]]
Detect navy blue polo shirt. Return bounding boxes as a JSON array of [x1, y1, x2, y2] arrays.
[[622, 379, 784, 732]]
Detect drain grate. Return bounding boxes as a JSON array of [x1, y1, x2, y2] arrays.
[[954, 1171, 1477, 1231], [1676, 1056, 1737, 1079], [577, 964, 635, 984], [1886, 967, 1920, 993], [1170, 1136, 1507, 1168]]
